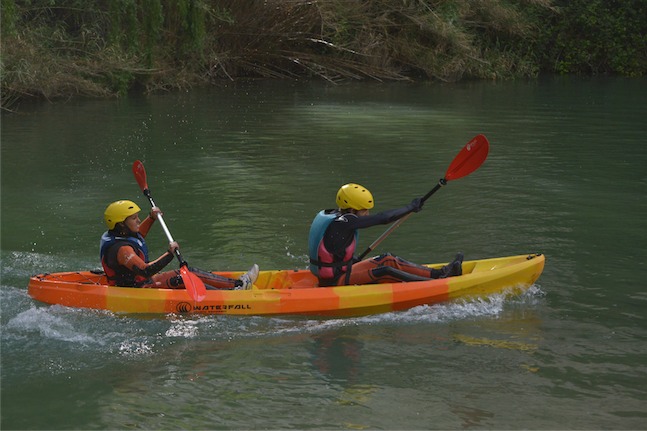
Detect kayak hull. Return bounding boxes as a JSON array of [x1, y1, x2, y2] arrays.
[[27, 254, 545, 317]]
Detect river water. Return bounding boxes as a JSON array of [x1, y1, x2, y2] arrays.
[[1, 77, 646, 430]]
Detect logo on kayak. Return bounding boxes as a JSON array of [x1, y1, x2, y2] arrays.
[[176, 302, 252, 313], [176, 302, 193, 313]]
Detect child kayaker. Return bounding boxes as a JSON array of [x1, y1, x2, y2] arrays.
[[100, 200, 258, 289], [308, 183, 463, 287]]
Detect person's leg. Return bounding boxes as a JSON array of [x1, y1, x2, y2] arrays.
[[144, 269, 235, 290], [143, 265, 260, 290], [341, 253, 430, 285], [187, 267, 238, 289], [372, 252, 463, 279], [375, 253, 438, 277], [190, 265, 259, 290], [341, 252, 463, 285], [371, 265, 430, 282], [143, 270, 183, 288]]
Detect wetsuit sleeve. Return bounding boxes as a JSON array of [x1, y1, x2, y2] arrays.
[[139, 216, 155, 238], [116, 246, 174, 278], [350, 204, 416, 229], [323, 204, 416, 257]]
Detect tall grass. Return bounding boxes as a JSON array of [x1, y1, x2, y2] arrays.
[[2, 0, 644, 111]]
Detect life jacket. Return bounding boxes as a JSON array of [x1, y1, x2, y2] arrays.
[[308, 210, 358, 280], [99, 231, 150, 286]]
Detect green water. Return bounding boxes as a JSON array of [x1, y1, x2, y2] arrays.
[[2, 77, 646, 430]]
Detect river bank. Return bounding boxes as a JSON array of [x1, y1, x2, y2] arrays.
[[1, 0, 645, 112]]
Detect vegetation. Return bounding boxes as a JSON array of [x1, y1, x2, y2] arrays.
[[1, 0, 646, 110], [538, 0, 647, 76]]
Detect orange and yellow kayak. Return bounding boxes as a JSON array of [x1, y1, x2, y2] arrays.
[[27, 254, 545, 317]]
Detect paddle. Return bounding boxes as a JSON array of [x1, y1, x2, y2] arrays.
[[357, 134, 490, 260], [132, 160, 207, 302]]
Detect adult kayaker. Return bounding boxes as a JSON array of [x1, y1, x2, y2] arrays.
[[100, 200, 258, 290], [308, 183, 463, 287]]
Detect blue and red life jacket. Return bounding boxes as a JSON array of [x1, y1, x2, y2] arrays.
[[308, 210, 358, 280]]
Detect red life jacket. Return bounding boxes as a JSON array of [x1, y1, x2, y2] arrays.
[[100, 231, 149, 286]]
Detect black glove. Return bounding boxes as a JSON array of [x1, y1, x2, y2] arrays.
[[410, 197, 424, 213]]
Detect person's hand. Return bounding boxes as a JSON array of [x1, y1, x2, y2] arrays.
[[168, 241, 179, 254], [410, 197, 424, 213], [150, 206, 163, 220]]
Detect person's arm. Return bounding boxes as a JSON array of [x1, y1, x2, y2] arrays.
[[350, 199, 423, 229], [116, 245, 174, 278], [323, 199, 424, 256], [139, 217, 154, 237], [139, 207, 162, 238]]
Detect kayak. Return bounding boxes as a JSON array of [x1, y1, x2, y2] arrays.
[[27, 253, 545, 317], [28, 254, 544, 316]]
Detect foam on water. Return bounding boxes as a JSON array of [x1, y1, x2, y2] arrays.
[[6, 306, 101, 345]]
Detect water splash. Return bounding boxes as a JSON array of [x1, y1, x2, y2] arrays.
[[165, 317, 199, 338], [6, 306, 101, 345], [117, 340, 155, 357]]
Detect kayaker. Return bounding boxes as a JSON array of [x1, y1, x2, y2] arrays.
[[100, 200, 258, 290], [308, 183, 463, 287]]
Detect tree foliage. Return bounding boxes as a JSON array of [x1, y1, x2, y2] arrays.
[[539, 0, 647, 76], [1, 0, 645, 110]]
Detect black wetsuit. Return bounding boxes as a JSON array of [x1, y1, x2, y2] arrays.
[[322, 203, 418, 257]]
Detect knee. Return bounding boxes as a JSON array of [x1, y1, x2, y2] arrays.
[[373, 253, 395, 263], [371, 265, 396, 278], [167, 275, 183, 288]]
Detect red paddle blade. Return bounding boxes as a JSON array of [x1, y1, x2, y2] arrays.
[[132, 160, 149, 192], [444, 134, 489, 181], [180, 266, 207, 302]]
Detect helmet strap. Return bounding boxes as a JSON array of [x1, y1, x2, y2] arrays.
[[113, 222, 135, 237]]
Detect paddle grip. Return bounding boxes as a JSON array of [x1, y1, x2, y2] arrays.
[[421, 179, 446, 202]]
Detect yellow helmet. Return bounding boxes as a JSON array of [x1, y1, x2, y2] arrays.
[[104, 200, 141, 229], [336, 183, 374, 210]]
